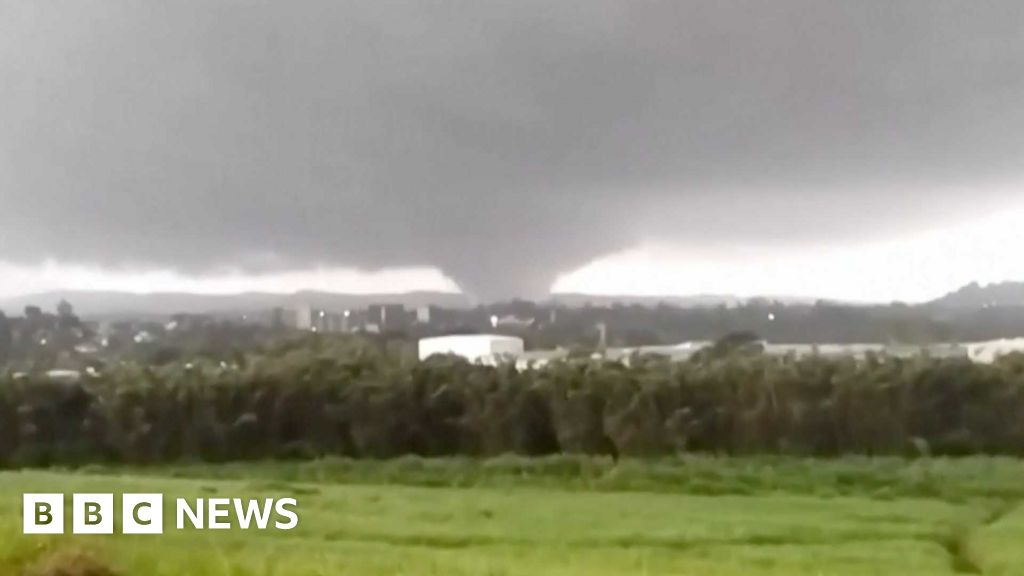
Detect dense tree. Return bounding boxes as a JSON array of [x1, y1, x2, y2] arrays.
[[4, 341, 1024, 467]]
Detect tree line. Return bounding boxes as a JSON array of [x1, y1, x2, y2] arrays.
[[3, 336, 1024, 466]]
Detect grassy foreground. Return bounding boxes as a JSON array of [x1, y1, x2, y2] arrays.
[[1, 457, 1024, 575]]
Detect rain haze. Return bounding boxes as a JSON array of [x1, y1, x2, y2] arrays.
[[3, 1, 1024, 302]]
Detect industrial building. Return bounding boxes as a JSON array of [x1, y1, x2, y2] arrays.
[[418, 334, 525, 364], [515, 348, 570, 370], [604, 342, 711, 364], [967, 338, 1024, 363]]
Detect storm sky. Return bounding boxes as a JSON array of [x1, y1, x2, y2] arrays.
[[3, 1, 1024, 301]]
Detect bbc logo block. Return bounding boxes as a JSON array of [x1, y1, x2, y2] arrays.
[[72, 493, 114, 534], [122, 494, 163, 534], [23, 493, 298, 534], [23, 494, 64, 534], [23, 493, 164, 535]]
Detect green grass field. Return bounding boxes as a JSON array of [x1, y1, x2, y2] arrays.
[[2, 457, 1023, 575]]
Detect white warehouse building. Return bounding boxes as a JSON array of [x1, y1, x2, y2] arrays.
[[418, 334, 525, 364], [967, 338, 1024, 364]]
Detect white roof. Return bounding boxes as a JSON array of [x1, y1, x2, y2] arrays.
[[420, 334, 523, 343], [418, 334, 526, 362]]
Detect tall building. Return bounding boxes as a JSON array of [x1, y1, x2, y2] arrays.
[[270, 307, 286, 330], [322, 311, 348, 333], [295, 305, 313, 330], [416, 305, 432, 324], [368, 304, 408, 333]]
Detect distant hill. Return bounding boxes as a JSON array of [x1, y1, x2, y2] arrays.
[[0, 290, 857, 319], [929, 282, 1024, 308], [0, 290, 473, 319], [548, 293, 824, 308]]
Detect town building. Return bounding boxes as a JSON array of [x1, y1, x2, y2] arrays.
[[967, 338, 1024, 363], [418, 334, 525, 364], [368, 304, 409, 333]]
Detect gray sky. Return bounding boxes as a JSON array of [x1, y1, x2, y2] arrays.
[[3, 1, 1024, 300]]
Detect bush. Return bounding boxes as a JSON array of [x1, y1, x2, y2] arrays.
[[2, 351, 1024, 466]]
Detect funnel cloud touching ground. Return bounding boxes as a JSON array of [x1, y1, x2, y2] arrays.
[[3, 2, 1024, 299]]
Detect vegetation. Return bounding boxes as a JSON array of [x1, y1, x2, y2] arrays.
[[2, 457, 1024, 575], [75, 453, 1024, 502], [5, 335, 1024, 465]]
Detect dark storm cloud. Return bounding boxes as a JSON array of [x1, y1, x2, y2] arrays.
[[2, 1, 1024, 298]]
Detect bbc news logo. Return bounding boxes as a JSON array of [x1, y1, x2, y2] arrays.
[[23, 494, 299, 534]]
